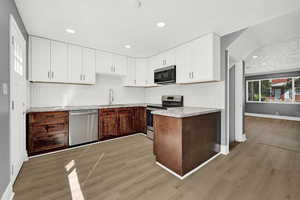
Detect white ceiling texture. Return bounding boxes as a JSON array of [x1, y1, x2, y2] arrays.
[[15, 0, 300, 57], [229, 9, 300, 62]]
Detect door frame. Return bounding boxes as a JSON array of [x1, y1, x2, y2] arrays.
[[229, 64, 236, 144], [9, 14, 28, 184], [226, 58, 247, 150]]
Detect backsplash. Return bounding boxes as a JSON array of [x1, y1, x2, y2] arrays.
[[145, 81, 225, 109], [30, 75, 145, 107], [30, 75, 224, 109]]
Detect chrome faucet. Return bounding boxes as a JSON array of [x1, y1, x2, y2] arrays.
[[109, 89, 114, 105]]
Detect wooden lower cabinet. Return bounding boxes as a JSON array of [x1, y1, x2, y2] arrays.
[[154, 112, 221, 176], [99, 108, 118, 139], [132, 107, 147, 133], [27, 111, 69, 155], [117, 108, 133, 135], [99, 107, 146, 140], [27, 107, 146, 155]]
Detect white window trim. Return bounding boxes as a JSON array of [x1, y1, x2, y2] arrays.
[[246, 76, 300, 104]]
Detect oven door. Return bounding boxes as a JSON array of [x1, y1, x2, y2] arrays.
[[146, 109, 154, 131], [154, 65, 176, 84]]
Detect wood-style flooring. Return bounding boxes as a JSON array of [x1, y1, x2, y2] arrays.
[[14, 116, 300, 200]]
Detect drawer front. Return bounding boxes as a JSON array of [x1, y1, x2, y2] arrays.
[[29, 123, 68, 137], [29, 134, 68, 154], [99, 108, 117, 116], [27, 111, 69, 155], [28, 111, 68, 125]]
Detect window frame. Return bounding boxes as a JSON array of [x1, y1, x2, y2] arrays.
[[246, 76, 300, 104]]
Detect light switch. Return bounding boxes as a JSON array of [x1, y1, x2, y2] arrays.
[[2, 83, 8, 96]]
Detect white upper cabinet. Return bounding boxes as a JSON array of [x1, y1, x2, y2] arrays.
[[96, 50, 127, 76], [30, 36, 96, 84], [124, 57, 136, 86], [96, 51, 113, 74], [113, 54, 127, 75], [68, 44, 83, 83], [135, 59, 147, 86], [82, 48, 96, 84], [157, 49, 176, 69], [176, 33, 221, 84], [175, 44, 190, 84], [30, 37, 51, 82], [146, 56, 159, 87], [123, 58, 148, 87], [50, 41, 68, 82], [191, 33, 220, 82], [69, 46, 96, 84]]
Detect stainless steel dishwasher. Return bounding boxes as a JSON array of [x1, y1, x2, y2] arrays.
[[69, 110, 99, 146]]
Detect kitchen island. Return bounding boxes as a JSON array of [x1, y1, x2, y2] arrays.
[[152, 107, 221, 179]]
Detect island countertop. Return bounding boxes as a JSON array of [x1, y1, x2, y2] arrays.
[[151, 107, 221, 118]]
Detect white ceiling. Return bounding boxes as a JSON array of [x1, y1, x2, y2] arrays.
[[229, 9, 300, 61], [15, 0, 300, 57]]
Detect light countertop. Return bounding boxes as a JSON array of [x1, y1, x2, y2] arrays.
[[151, 107, 221, 118], [27, 103, 147, 113]]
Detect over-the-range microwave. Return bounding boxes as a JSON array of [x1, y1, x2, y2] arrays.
[[154, 65, 176, 84]]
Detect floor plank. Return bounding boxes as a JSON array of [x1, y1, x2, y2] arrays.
[[14, 117, 300, 200]]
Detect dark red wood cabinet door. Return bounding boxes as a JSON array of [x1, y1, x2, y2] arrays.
[[27, 111, 69, 155], [99, 109, 118, 139], [132, 107, 146, 133], [117, 108, 133, 135]]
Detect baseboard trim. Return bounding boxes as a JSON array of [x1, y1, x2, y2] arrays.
[[1, 181, 14, 200], [156, 153, 221, 180], [220, 144, 229, 155], [245, 113, 300, 121], [236, 134, 247, 142]]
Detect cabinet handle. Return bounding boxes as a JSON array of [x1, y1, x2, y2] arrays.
[[80, 74, 82, 81], [114, 66, 116, 72], [48, 71, 50, 79], [52, 71, 54, 79], [84, 75, 86, 81], [192, 72, 194, 79]]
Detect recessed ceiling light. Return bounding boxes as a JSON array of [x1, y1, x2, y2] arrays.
[[262, 62, 267, 66], [252, 55, 258, 59], [65, 28, 76, 34], [124, 45, 131, 49], [156, 22, 166, 28]]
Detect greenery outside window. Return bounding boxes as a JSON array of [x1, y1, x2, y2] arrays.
[[247, 76, 299, 104]]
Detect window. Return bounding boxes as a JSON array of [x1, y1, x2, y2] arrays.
[[295, 77, 300, 102], [247, 76, 299, 104], [261, 80, 271, 102], [248, 81, 260, 101]]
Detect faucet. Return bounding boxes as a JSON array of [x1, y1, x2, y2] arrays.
[[109, 89, 114, 105]]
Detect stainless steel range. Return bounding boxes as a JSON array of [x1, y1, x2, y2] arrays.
[[146, 95, 183, 139]]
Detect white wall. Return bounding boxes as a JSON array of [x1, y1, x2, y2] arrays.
[[30, 75, 145, 107], [145, 81, 225, 108]]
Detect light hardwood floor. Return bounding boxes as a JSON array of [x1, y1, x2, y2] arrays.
[[14, 117, 300, 200]]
